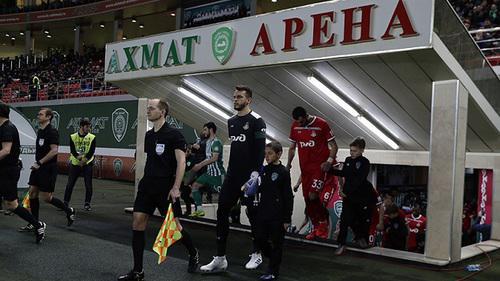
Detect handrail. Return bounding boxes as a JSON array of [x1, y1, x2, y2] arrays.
[[469, 26, 500, 34]]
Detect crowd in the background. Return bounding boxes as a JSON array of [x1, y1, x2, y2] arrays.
[[0, 47, 107, 101], [0, 0, 101, 14], [450, 0, 499, 55], [1, 47, 104, 89]]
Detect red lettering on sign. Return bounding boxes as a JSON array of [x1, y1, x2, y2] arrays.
[[341, 5, 376, 45], [282, 17, 305, 52], [382, 0, 418, 40], [309, 11, 335, 48], [250, 23, 276, 56]]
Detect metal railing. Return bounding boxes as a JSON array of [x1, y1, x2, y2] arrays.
[[1, 77, 127, 103]]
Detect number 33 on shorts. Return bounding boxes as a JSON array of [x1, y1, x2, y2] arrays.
[[311, 179, 324, 191]]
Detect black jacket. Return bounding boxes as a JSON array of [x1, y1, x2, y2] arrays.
[[256, 163, 294, 223], [331, 156, 375, 204]]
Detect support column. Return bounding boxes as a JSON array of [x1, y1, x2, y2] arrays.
[[113, 20, 123, 41], [425, 80, 468, 263], [175, 7, 182, 30], [134, 98, 148, 196], [24, 30, 33, 55], [492, 169, 500, 241], [74, 25, 81, 55]]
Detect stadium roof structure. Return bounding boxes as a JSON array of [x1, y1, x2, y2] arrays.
[[105, 0, 500, 265]]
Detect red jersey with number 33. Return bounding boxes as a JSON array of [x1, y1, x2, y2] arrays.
[[289, 116, 335, 172]]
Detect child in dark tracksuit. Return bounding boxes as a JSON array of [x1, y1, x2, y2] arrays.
[[252, 141, 294, 281]]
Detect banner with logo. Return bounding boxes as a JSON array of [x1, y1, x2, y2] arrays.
[[106, 0, 433, 82], [182, 0, 252, 29], [477, 169, 493, 226], [17, 101, 138, 148]]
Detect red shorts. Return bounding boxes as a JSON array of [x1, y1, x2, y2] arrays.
[[302, 170, 337, 206]]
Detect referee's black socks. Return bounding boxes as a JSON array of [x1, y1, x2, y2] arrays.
[[49, 197, 71, 213], [13, 206, 40, 227], [180, 229, 197, 256], [30, 198, 40, 221], [132, 230, 145, 272]]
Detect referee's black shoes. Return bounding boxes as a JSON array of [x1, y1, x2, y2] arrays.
[[117, 270, 144, 281], [66, 207, 76, 226]]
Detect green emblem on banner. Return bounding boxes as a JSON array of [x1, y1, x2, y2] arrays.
[[113, 158, 123, 177], [212, 27, 235, 65]]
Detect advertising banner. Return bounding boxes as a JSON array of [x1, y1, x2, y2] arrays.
[[182, 0, 252, 29], [106, 0, 433, 82]]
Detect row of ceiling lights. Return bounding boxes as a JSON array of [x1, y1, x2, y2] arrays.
[[179, 74, 399, 150]]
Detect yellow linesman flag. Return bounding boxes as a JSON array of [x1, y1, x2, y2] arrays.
[[22, 192, 30, 209], [153, 203, 182, 264]]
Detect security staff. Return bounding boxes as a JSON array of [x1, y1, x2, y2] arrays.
[[64, 118, 96, 211], [118, 98, 198, 281], [0, 102, 46, 243], [20, 107, 75, 232], [201, 85, 267, 272]]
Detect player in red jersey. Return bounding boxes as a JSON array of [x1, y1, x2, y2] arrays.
[[286, 107, 338, 240], [405, 202, 426, 253]]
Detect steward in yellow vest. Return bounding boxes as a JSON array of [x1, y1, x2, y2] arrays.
[[63, 118, 96, 211]]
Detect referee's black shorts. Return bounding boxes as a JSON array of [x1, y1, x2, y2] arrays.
[[133, 177, 182, 217], [28, 163, 57, 193], [0, 165, 21, 201]]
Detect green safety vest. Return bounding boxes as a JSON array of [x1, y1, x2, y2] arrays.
[[69, 132, 96, 165]]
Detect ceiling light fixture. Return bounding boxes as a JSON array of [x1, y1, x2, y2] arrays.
[[272, 0, 278, 2], [99, 23, 105, 28], [357, 116, 399, 149], [46, 34, 52, 38], [308, 75, 399, 150], [139, 23, 144, 29], [170, 12, 176, 17], [131, 17, 137, 23], [178, 87, 232, 120], [308, 76, 359, 117], [122, 36, 127, 40], [20, 31, 24, 36], [44, 29, 49, 34], [183, 79, 233, 112], [11, 37, 15, 40]]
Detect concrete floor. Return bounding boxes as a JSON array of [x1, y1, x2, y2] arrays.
[[0, 176, 499, 281]]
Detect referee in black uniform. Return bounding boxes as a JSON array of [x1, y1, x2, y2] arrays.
[[201, 85, 267, 272], [118, 98, 198, 281], [0, 102, 46, 243], [20, 107, 75, 232]]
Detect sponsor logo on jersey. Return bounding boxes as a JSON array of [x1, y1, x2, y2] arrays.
[[230, 134, 246, 142], [334, 200, 343, 217], [311, 131, 317, 137], [299, 140, 315, 148]]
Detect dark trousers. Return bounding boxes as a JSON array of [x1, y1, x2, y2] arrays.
[[64, 163, 93, 205], [255, 220, 285, 276], [337, 199, 374, 245], [216, 174, 257, 256]]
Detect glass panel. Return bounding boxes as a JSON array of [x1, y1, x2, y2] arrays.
[[434, 0, 500, 115]]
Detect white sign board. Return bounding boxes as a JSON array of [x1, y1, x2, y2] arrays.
[[105, 0, 433, 82]]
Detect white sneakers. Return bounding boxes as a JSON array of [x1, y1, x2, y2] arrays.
[[200, 256, 228, 272], [245, 252, 263, 270], [200, 252, 262, 272]]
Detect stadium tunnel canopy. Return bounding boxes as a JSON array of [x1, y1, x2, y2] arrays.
[[105, 0, 500, 265]]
